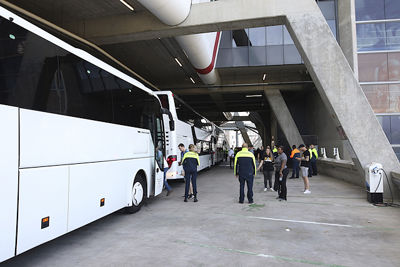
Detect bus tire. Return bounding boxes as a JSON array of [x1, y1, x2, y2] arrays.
[[125, 173, 147, 214]]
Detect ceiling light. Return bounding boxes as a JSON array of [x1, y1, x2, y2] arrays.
[[190, 77, 195, 84], [175, 58, 183, 67], [120, 0, 134, 11], [246, 94, 262, 98], [86, 70, 91, 74], [9, 34, 15, 40], [262, 73, 267, 81]]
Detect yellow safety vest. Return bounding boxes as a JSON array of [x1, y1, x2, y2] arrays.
[[311, 148, 318, 159], [234, 148, 257, 176], [182, 151, 200, 165]]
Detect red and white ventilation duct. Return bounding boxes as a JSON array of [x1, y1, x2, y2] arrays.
[[136, 0, 221, 85]]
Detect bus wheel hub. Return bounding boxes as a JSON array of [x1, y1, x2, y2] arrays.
[[132, 182, 144, 206]]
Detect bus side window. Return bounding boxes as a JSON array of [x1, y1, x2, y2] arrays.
[[155, 116, 165, 168]]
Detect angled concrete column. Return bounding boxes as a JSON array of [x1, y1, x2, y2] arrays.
[[235, 121, 252, 146], [338, 0, 358, 78], [264, 89, 304, 147], [285, 0, 400, 196], [234, 113, 252, 146], [270, 112, 277, 147]]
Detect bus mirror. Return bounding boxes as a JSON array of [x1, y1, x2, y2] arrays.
[[169, 120, 175, 131]]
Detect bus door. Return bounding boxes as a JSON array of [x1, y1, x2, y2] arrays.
[[154, 116, 165, 196]]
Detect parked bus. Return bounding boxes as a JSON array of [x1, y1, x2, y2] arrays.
[[0, 4, 171, 262], [155, 91, 228, 180]]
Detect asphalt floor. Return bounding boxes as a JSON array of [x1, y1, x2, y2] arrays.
[[3, 163, 400, 267]]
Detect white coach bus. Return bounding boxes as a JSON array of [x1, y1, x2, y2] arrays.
[[0, 4, 170, 262], [155, 91, 227, 180]]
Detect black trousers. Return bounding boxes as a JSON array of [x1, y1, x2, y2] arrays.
[[184, 170, 197, 198], [311, 159, 318, 175], [291, 160, 300, 178], [274, 168, 289, 200], [263, 170, 273, 188], [239, 176, 254, 203], [230, 157, 234, 168]]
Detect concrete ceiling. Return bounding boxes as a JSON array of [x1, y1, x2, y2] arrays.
[[5, 0, 313, 122]]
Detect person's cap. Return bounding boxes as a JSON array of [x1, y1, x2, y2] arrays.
[[298, 144, 305, 148]]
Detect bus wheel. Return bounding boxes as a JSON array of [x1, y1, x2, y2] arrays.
[[125, 173, 146, 214]]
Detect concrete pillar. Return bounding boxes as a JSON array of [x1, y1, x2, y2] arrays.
[[235, 121, 252, 146], [264, 89, 304, 147], [235, 130, 239, 148], [337, 0, 358, 78], [270, 112, 277, 147], [285, 3, 400, 197]]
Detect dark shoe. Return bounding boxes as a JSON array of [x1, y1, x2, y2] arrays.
[[166, 190, 172, 196], [249, 201, 254, 204], [194, 198, 198, 202], [189, 194, 194, 199], [184, 198, 188, 202], [289, 177, 296, 179], [239, 201, 244, 204]]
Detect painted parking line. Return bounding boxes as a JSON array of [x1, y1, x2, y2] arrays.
[[218, 212, 356, 228], [174, 240, 347, 267], [248, 216, 353, 228]]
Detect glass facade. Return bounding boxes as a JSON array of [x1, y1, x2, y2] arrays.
[[216, 0, 337, 68], [356, 0, 400, 159]]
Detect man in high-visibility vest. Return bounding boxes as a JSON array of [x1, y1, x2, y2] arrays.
[[182, 144, 200, 202], [289, 145, 300, 179], [272, 145, 278, 158], [309, 144, 318, 176], [234, 143, 256, 204]]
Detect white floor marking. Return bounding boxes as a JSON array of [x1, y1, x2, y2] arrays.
[[247, 215, 353, 228]]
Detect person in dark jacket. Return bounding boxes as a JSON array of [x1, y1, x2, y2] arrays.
[[274, 146, 289, 201], [234, 143, 256, 204], [182, 144, 200, 202], [289, 145, 300, 179]]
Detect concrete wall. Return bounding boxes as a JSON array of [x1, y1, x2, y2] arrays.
[[317, 158, 363, 187]]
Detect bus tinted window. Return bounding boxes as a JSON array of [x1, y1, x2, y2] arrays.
[[158, 94, 169, 110], [0, 17, 159, 129]]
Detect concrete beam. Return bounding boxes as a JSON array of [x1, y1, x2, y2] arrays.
[[264, 89, 304, 147], [170, 83, 311, 95], [337, 0, 358, 77], [63, 0, 316, 44], [284, 0, 400, 195], [230, 116, 251, 121]]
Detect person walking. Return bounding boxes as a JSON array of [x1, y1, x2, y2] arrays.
[[310, 144, 318, 175], [298, 144, 311, 194], [182, 144, 200, 202], [234, 143, 256, 204], [273, 146, 289, 201], [228, 146, 235, 169], [257, 147, 275, 192], [289, 145, 300, 179]]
